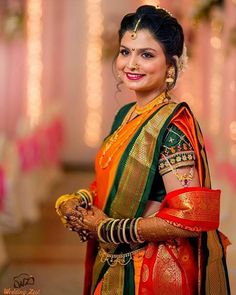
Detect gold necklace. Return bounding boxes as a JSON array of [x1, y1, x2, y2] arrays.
[[134, 92, 166, 115], [99, 106, 140, 169], [99, 92, 168, 169]]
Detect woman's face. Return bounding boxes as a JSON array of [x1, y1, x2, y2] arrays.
[[116, 29, 169, 99]]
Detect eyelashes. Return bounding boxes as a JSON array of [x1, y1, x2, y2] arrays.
[[119, 49, 155, 59], [119, 49, 129, 56], [142, 52, 154, 58]]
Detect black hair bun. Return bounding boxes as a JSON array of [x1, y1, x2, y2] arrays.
[[136, 5, 157, 16]]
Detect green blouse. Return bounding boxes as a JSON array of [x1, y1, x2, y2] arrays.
[[149, 123, 196, 202]]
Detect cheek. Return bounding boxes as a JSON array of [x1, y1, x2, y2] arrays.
[[116, 56, 124, 72], [147, 62, 167, 78]]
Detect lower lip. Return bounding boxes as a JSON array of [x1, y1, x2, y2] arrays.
[[126, 73, 145, 81]]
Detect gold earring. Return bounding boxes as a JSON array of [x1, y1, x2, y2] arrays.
[[166, 66, 175, 83]]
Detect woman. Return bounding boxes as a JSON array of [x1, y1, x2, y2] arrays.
[[55, 5, 230, 295]]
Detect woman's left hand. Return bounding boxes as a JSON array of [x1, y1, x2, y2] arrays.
[[76, 206, 108, 238]]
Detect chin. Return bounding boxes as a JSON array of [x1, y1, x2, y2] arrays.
[[123, 82, 145, 91]]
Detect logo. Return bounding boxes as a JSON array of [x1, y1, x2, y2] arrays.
[[2, 273, 40, 295], [13, 273, 35, 288]]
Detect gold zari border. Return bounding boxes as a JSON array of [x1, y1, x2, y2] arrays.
[[110, 103, 178, 219], [162, 190, 219, 223]]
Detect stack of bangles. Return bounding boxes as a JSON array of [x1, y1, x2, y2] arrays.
[[97, 217, 145, 244], [55, 189, 93, 225]]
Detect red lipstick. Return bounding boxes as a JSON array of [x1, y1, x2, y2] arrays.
[[125, 72, 145, 81]]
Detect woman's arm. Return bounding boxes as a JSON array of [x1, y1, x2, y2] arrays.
[[137, 166, 200, 242], [137, 123, 201, 241]]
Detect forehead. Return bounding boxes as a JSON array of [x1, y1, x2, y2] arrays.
[[120, 29, 163, 51]]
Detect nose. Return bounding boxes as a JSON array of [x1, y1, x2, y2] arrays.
[[127, 53, 138, 71]]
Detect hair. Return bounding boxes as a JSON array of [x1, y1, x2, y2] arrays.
[[118, 5, 185, 89]]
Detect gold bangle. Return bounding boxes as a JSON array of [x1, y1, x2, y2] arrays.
[[55, 194, 76, 217]]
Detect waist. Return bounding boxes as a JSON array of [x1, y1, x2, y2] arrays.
[[98, 243, 146, 267]]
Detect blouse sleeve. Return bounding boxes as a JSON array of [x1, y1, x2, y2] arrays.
[[158, 123, 196, 176]]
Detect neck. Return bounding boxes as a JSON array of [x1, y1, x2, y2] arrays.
[[135, 88, 166, 107]]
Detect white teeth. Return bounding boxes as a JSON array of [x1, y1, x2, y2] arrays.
[[127, 73, 143, 78]]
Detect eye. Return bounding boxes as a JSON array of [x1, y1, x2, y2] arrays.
[[119, 49, 130, 56], [142, 52, 154, 59]]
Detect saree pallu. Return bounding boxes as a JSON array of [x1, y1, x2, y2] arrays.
[[83, 102, 231, 295]]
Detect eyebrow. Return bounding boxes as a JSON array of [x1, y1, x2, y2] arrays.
[[120, 45, 157, 52]]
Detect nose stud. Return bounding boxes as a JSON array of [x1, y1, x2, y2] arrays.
[[130, 64, 139, 71]]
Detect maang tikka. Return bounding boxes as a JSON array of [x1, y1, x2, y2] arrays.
[[131, 18, 141, 40], [130, 6, 172, 40]]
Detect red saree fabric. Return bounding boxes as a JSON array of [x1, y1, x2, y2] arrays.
[[157, 187, 220, 232]]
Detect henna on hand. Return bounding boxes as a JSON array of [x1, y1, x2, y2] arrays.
[[76, 206, 108, 237]]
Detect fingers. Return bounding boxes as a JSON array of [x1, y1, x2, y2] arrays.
[[59, 199, 79, 216], [77, 206, 90, 216], [77, 229, 94, 242], [65, 217, 93, 243], [63, 205, 107, 240], [64, 209, 88, 231]]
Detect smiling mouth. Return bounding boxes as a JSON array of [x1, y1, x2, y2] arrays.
[[125, 72, 145, 81]]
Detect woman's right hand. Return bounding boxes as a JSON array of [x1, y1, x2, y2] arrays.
[[58, 198, 84, 232], [59, 197, 80, 218], [57, 197, 95, 241]]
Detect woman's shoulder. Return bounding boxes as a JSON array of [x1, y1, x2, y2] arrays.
[[171, 100, 195, 117], [173, 100, 191, 109]]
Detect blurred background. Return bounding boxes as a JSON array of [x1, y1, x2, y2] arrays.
[[0, 0, 235, 294]]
